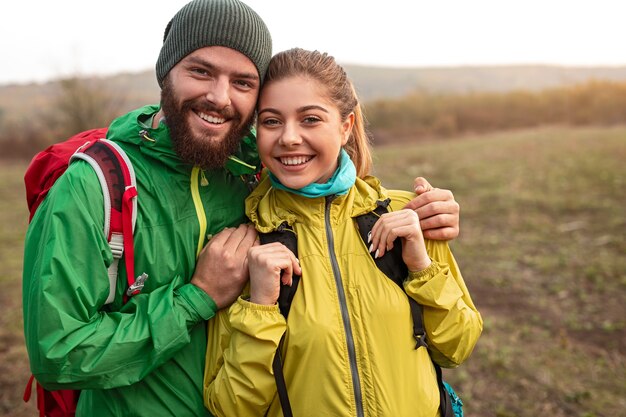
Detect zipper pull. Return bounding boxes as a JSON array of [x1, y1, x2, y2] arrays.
[[139, 129, 156, 142], [200, 170, 209, 186]]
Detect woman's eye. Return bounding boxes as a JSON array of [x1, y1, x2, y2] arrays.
[[261, 118, 280, 126], [303, 116, 321, 124]]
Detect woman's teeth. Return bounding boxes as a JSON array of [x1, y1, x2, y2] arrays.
[[280, 156, 312, 166]]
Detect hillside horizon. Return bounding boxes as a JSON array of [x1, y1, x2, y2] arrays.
[[4, 63, 626, 91], [2, 63, 626, 124]]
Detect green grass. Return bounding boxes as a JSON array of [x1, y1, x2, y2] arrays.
[[0, 161, 34, 416], [1, 125, 625, 416], [374, 125, 626, 416]]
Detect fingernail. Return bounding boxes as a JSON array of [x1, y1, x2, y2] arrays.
[[415, 185, 425, 193], [367, 231, 372, 243], [375, 249, 380, 259], [369, 244, 374, 253]]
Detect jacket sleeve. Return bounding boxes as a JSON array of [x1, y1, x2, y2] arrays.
[[403, 240, 483, 368], [204, 297, 286, 417], [22, 162, 217, 390]]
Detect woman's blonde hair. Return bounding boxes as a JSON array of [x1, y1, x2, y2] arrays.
[[263, 48, 373, 178]]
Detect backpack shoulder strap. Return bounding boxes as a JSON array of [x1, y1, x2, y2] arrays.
[[258, 221, 301, 318], [70, 139, 141, 304], [354, 199, 408, 286]]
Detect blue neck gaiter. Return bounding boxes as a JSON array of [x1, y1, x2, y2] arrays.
[[268, 148, 356, 198]]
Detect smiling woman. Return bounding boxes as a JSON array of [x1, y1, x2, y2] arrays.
[[202, 47, 482, 417], [256, 75, 354, 190]]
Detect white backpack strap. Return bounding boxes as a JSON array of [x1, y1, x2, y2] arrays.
[[70, 139, 137, 305], [102, 140, 141, 301], [107, 233, 124, 304]]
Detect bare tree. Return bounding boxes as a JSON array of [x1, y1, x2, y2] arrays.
[[45, 76, 126, 139]]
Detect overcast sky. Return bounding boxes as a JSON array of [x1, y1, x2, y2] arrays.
[[1, 0, 625, 85]]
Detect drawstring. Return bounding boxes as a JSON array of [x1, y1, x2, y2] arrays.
[[200, 170, 209, 186]]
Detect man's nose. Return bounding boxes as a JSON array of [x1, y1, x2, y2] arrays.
[[205, 78, 231, 108]]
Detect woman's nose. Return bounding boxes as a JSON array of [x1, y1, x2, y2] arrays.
[[278, 124, 302, 146]]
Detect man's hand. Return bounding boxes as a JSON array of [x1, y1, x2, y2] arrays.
[[403, 177, 460, 241], [191, 224, 257, 309]]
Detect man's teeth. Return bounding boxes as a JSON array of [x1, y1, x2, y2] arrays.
[[281, 156, 312, 166], [198, 112, 225, 124]]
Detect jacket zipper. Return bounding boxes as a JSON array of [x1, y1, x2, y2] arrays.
[[190, 166, 208, 258], [325, 195, 365, 417]]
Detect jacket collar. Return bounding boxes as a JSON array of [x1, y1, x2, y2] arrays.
[[246, 172, 390, 234]]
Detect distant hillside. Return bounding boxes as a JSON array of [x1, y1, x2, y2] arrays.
[[0, 71, 162, 124], [2, 64, 626, 123], [345, 64, 626, 100]]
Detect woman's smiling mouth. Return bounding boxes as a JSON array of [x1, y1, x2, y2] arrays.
[[279, 155, 313, 166]]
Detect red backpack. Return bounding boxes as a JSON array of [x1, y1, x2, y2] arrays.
[[22, 128, 144, 417]]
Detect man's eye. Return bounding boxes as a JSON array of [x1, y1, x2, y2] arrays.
[[234, 80, 254, 89], [191, 68, 209, 76]]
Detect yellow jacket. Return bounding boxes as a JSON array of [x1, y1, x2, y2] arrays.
[[204, 176, 483, 417]]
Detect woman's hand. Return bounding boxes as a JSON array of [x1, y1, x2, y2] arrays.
[[247, 242, 301, 305], [368, 209, 431, 272]]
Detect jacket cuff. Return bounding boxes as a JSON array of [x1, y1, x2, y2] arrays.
[[229, 296, 285, 340], [175, 283, 218, 321], [237, 297, 281, 312], [406, 260, 440, 282]]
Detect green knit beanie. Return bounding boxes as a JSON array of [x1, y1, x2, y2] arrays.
[[156, 0, 272, 87]]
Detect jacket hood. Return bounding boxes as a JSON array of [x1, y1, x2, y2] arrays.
[[246, 173, 391, 233]]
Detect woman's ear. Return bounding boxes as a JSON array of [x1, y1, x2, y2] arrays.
[[341, 112, 355, 146]]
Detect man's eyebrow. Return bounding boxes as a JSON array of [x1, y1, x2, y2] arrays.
[[185, 56, 259, 80]]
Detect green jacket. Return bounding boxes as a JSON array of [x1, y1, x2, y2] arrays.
[[204, 176, 483, 417], [22, 105, 260, 416]]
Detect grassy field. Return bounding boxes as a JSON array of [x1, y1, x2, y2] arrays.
[[373, 125, 626, 417], [1, 125, 625, 416], [0, 159, 34, 417]]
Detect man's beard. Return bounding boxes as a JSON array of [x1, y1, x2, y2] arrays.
[[160, 80, 254, 170]]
